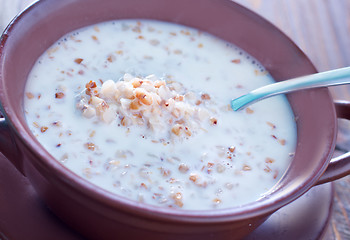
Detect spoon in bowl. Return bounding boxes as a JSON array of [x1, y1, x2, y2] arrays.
[[231, 66, 350, 111]]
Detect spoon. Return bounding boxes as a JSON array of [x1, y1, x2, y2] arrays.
[[231, 66, 350, 111]]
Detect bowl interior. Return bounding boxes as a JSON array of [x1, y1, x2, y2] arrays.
[[0, 0, 336, 219]]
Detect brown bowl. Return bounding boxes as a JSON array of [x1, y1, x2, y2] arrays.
[[0, 0, 349, 239]]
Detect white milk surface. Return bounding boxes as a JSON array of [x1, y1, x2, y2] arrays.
[[24, 20, 296, 210]]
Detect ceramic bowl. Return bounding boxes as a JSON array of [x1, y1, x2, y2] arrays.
[[0, 0, 349, 239]]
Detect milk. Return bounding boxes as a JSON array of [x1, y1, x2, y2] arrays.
[[24, 20, 296, 210]]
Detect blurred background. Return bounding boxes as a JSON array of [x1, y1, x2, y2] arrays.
[[0, 0, 349, 239]]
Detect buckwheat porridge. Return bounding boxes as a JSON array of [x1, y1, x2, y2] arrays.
[[24, 19, 296, 210]]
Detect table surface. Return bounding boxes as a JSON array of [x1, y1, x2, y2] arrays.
[[0, 0, 349, 239]]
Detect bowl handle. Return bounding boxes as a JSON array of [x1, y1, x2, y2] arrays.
[[0, 117, 24, 174], [316, 101, 350, 185]]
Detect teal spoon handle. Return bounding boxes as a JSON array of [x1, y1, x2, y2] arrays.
[[231, 67, 350, 111]]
